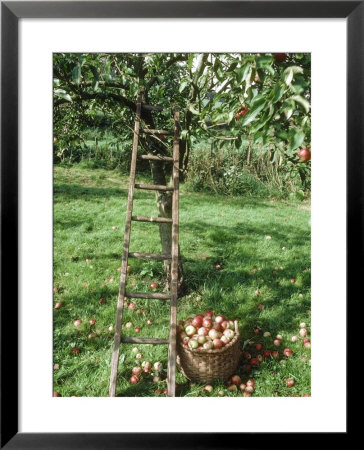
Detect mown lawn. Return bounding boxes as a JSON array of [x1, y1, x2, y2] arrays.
[[53, 165, 311, 397]]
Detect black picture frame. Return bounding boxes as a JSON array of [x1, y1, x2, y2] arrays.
[[1, 1, 356, 448]]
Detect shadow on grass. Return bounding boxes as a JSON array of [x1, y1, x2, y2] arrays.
[[54, 183, 128, 202]]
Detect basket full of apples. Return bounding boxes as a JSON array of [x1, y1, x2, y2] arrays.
[[176, 310, 241, 383]]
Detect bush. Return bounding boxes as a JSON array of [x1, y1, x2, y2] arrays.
[[186, 145, 271, 197]]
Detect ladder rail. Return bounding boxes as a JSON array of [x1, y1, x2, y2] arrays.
[[109, 94, 142, 397], [167, 108, 180, 397]]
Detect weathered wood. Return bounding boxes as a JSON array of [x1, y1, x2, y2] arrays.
[[125, 291, 171, 300], [128, 252, 171, 261], [139, 154, 174, 162], [141, 128, 174, 135], [121, 337, 169, 345], [132, 215, 173, 223], [167, 108, 180, 398], [109, 94, 142, 397], [141, 104, 163, 112], [135, 183, 174, 191]]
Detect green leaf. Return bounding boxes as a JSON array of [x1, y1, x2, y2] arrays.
[[187, 104, 200, 115], [240, 98, 266, 126], [179, 80, 188, 93], [283, 68, 294, 86], [270, 84, 285, 103], [54, 89, 72, 102], [291, 95, 310, 112], [72, 64, 81, 86], [289, 129, 305, 150]]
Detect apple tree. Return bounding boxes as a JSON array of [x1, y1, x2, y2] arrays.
[[53, 52, 311, 289]]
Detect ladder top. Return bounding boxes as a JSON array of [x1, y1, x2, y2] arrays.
[[139, 154, 174, 162], [135, 183, 174, 192]]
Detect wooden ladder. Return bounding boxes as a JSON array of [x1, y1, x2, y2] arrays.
[[109, 93, 180, 397]]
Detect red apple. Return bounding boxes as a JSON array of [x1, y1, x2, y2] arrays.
[[302, 338, 310, 344], [286, 378, 295, 388], [231, 375, 242, 385], [273, 53, 286, 62], [215, 315, 225, 324], [247, 379, 255, 387], [273, 339, 281, 346], [220, 335, 229, 345], [71, 348, 80, 354], [256, 343, 262, 351], [227, 384, 238, 392], [204, 384, 213, 393], [99, 297, 106, 304], [202, 318, 212, 329], [130, 375, 139, 384], [291, 335, 299, 342], [150, 282, 158, 290], [197, 327, 209, 336], [250, 357, 259, 366], [297, 148, 311, 163], [299, 328, 308, 337], [223, 329, 235, 340], [205, 310, 214, 317], [283, 348, 293, 357], [182, 336, 190, 345], [132, 367, 142, 376], [55, 302, 63, 309], [245, 385, 254, 394], [257, 304, 264, 310], [243, 352, 251, 360], [213, 339, 223, 349], [263, 350, 271, 358], [53, 392, 62, 397], [141, 361, 151, 369], [272, 351, 279, 358], [89, 318, 96, 325], [135, 328, 141, 333], [290, 278, 296, 283], [209, 329, 222, 340], [128, 302, 136, 310], [304, 342, 311, 349], [192, 315, 203, 328]]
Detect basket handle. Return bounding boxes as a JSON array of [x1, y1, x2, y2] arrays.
[[234, 320, 239, 334]]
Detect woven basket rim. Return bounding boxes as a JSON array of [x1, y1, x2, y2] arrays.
[[177, 320, 240, 356]]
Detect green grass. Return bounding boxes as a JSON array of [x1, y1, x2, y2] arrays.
[[53, 165, 311, 397]]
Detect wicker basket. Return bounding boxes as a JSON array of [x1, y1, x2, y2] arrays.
[[177, 320, 241, 383]]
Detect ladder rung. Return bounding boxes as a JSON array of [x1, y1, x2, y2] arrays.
[[128, 252, 171, 261], [132, 216, 172, 224], [141, 128, 174, 135], [125, 291, 171, 300], [121, 337, 169, 345], [139, 154, 174, 162], [135, 183, 174, 191], [141, 104, 163, 112]]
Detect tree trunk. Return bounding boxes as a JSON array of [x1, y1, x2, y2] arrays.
[[141, 96, 186, 296]]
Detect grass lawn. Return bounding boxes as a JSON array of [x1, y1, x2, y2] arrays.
[[53, 165, 311, 397]]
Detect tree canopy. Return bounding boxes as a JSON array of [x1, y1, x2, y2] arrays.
[[53, 52, 311, 179]]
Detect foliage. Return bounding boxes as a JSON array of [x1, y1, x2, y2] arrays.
[[53, 53, 311, 194]]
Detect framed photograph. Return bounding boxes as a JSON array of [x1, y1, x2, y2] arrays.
[[2, 1, 357, 447]]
